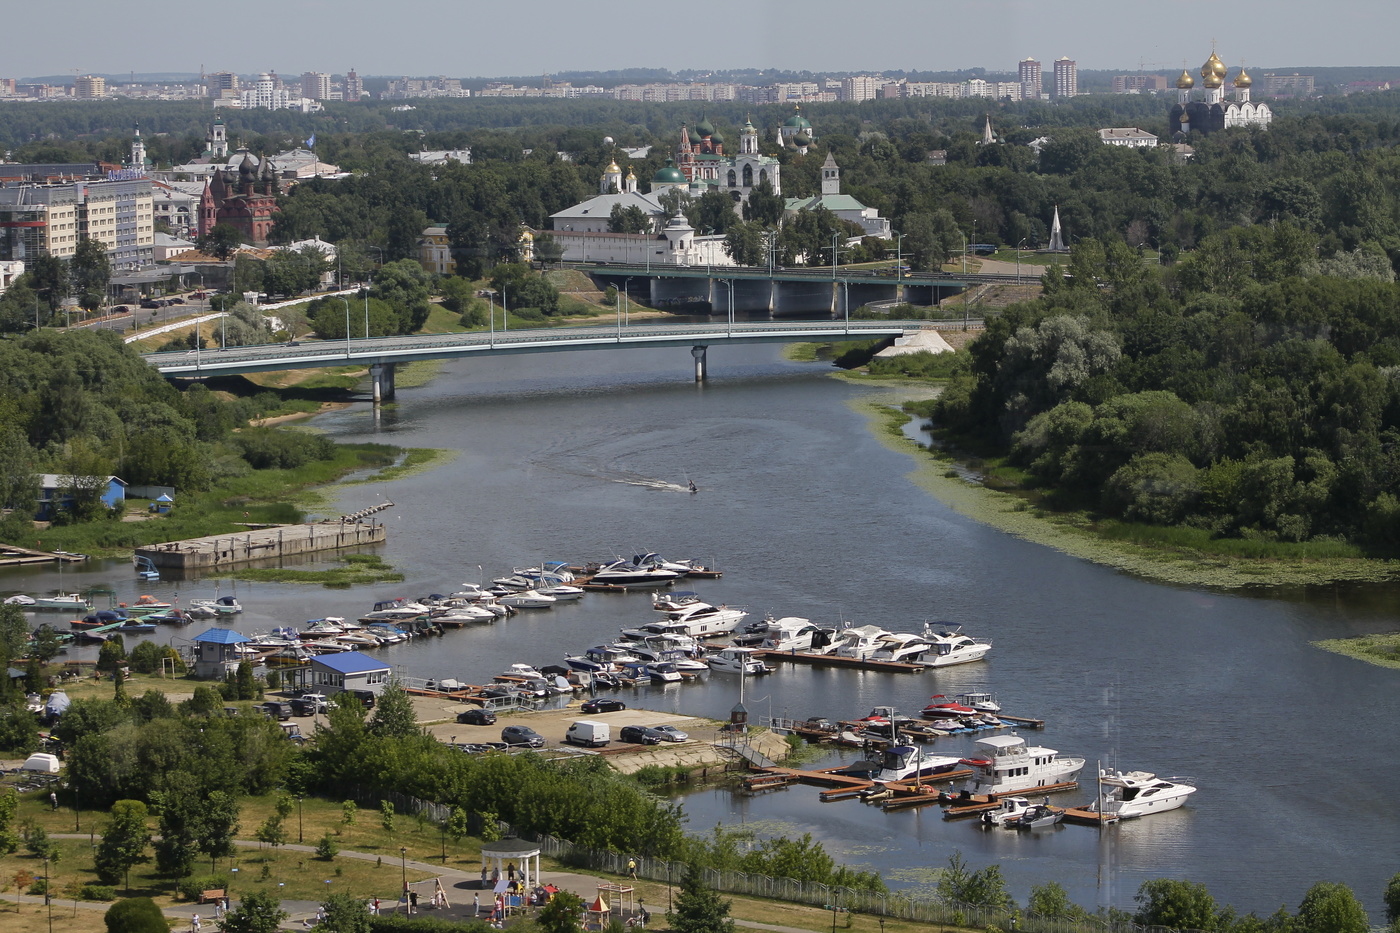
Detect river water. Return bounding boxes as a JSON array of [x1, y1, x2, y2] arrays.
[[5, 342, 1398, 919]]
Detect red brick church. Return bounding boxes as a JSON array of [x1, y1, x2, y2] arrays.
[[198, 150, 279, 245]]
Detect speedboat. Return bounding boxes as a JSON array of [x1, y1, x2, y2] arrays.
[[432, 603, 496, 624], [666, 602, 748, 637], [5, 595, 36, 606], [516, 562, 576, 585], [566, 645, 642, 674], [117, 618, 157, 634], [732, 616, 835, 652], [301, 618, 350, 639], [361, 597, 430, 621], [653, 591, 705, 613], [831, 625, 891, 660], [921, 695, 979, 719], [1088, 770, 1197, 819], [131, 594, 173, 611], [956, 692, 1001, 713], [588, 559, 681, 587], [497, 589, 557, 609], [920, 625, 992, 667], [631, 553, 704, 575], [1013, 802, 1064, 830], [870, 632, 933, 663], [33, 593, 92, 611], [147, 608, 194, 625], [871, 744, 962, 784], [367, 622, 409, 643], [451, 584, 496, 602], [965, 733, 1085, 795], [707, 646, 771, 675], [537, 584, 584, 600], [644, 661, 684, 683], [980, 796, 1032, 827], [190, 595, 243, 615], [620, 620, 701, 645]]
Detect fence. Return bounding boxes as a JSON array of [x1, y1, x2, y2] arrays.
[[335, 782, 1163, 933]]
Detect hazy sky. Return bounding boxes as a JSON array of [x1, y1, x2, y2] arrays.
[[11, 0, 1399, 80]]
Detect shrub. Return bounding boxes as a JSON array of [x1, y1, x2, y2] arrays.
[[80, 884, 118, 901], [176, 876, 229, 902], [316, 833, 339, 860]]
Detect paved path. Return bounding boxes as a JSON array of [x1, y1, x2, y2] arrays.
[[40, 834, 822, 933]]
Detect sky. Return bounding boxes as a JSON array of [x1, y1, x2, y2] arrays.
[[9, 0, 1400, 81]]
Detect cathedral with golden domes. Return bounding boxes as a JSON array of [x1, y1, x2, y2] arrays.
[[1167, 49, 1272, 137]]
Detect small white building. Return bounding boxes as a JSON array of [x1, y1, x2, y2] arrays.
[[309, 651, 391, 697], [784, 153, 891, 238], [1098, 127, 1159, 148], [0, 259, 23, 295]]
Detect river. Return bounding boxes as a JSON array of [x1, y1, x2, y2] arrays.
[[5, 342, 1398, 919]]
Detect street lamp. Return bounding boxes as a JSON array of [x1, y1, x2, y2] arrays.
[[719, 279, 735, 338], [341, 297, 351, 357], [400, 846, 408, 900], [44, 854, 52, 933], [959, 230, 967, 275], [831, 232, 840, 282], [484, 289, 496, 347], [297, 795, 303, 844], [894, 231, 905, 282], [1017, 238, 1028, 283], [623, 277, 634, 326]]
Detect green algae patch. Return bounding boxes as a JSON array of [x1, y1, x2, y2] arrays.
[[1314, 632, 1400, 669], [220, 553, 403, 589]]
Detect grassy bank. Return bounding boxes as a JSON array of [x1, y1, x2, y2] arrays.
[[856, 393, 1400, 591], [226, 553, 404, 588], [1314, 631, 1400, 668]]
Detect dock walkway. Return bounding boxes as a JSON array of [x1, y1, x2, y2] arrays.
[[134, 521, 385, 572], [0, 544, 88, 567]]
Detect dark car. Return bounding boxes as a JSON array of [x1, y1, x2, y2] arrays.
[[139, 298, 158, 309], [262, 701, 293, 721], [290, 698, 317, 717], [349, 689, 376, 709], [581, 698, 627, 714], [457, 707, 497, 725], [619, 725, 665, 746], [501, 725, 544, 748]]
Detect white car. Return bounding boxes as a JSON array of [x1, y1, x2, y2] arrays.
[[302, 693, 329, 712], [651, 724, 689, 743]]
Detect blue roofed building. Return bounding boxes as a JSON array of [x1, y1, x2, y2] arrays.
[[309, 651, 390, 697], [192, 626, 251, 679], [36, 474, 127, 521]]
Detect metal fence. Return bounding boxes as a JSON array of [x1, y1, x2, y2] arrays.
[[338, 782, 1167, 933]]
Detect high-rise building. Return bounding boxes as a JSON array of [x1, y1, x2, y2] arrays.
[[1018, 58, 1042, 100], [344, 68, 363, 102], [1262, 73, 1314, 97], [301, 72, 331, 100], [209, 71, 239, 97], [1053, 57, 1078, 98], [840, 75, 879, 103], [74, 75, 106, 99]]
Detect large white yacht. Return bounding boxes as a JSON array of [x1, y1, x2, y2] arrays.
[[707, 646, 772, 675], [830, 625, 891, 659], [870, 632, 933, 663], [666, 601, 748, 637], [1089, 770, 1197, 819], [964, 733, 1085, 795], [871, 744, 962, 784], [920, 625, 992, 667], [732, 616, 835, 652]]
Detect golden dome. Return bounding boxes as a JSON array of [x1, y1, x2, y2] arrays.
[[1176, 68, 1195, 89], [1202, 67, 1224, 90], [1202, 50, 1227, 78], [1179, 112, 1191, 123], [1234, 66, 1252, 88], [625, 167, 636, 179], [605, 160, 621, 174]]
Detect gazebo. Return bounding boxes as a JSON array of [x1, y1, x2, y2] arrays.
[[481, 837, 542, 894]]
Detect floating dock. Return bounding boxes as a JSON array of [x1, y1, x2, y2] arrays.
[[756, 651, 925, 673], [0, 544, 88, 567], [134, 520, 385, 572]]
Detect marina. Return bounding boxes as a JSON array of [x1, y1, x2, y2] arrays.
[[133, 520, 387, 572]]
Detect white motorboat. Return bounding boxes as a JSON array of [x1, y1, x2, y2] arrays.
[[1089, 770, 1197, 819], [497, 589, 557, 609], [980, 796, 1033, 827], [732, 616, 836, 652], [631, 552, 704, 575], [956, 692, 1001, 713], [871, 744, 962, 784], [361, 597, 430, 621], [644, 661, 684, 683], [920, 625, 992, 667], [620, 620, 701, 645], [516, 562, 576, 585], [588, 559, 681, 587], [301, 617, 350, 639], [451, 584, 496, 602], [921, 695, 980, 719], [565, 645, 641, 673], [666, 602, 748, 637], [32, 593, 93, 611], [367, 623, 409, 643], [537, 584, 584, 600], [831, 625, 892, 660], [707, 646, 772, 675], [1012, 802, 1064, 830], [4, 595, 36, 606], [870, 632, 934, 663], [653, 590, 705, 613], [432, 604, 497, 624], [964, 733, 1085, 795], [190, 595, 243, 615]]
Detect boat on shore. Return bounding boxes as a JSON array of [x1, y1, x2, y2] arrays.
[[1088, 769, 1197, 818]]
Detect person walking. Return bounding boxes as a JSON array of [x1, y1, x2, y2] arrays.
[[481, 865, 489, 887], [627, 857, 637, 879], [474, 893, 480, 915], [372, 898, 380, 915], [507, 862, 516, 882], [191, 914, 201, 933]]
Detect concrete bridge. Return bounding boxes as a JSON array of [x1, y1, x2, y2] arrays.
[[575, 262, 1032, 315], [142, 319, 957, 403]]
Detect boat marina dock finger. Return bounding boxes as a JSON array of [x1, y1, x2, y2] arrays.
[[134, 520, 385, 573]]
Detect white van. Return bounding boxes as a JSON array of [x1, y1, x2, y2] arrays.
[[565, 720, 610, 748]]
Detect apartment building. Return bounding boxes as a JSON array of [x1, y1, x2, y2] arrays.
[[301, 72, 331, 100], [75, 75, 107, 98], [1019, 58, 1042, 99], [1053, 58, 1078, 98]]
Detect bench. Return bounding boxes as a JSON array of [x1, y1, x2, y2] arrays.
[[200, 889, 225, 905]]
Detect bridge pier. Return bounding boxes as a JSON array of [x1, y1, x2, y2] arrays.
[[370, 362, 396, 404], [691, 345, 708, 382]]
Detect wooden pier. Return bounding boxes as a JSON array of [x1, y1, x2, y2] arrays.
[[756, 651, 925, 673], [0, 544, 89, 567], [134, 520, 386, 572]]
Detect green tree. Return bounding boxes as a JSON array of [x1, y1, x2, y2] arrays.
[[95, 800, 151, 893], [71, 238, 112, 314], [318, 892, 372, 933], [380, 799, 396, 833], [670, 863, 735, 933], [1134, 879, 1219, 931], [104, 897, 168, 933], [1028, 881, 1083, 919], [254, 815, 287, 850], [368, 681, 419, 738], [743, 178, 784, 227], [219, 890, 287, 933], [315, 833, 339, 860], [198, 790, 241, 871], [539, 890, 587, 933], [0, 787, 20, 855], [1295, 882, 1368, 933], [609, 204, 651, 234], [937, 851, 1012, 909], [534, 233, 566, 267], [26, 823, 58, 859], [723, 221, 765, 266], [0, 424, 39, 515], [234, 660, 257, 700], [199, 223, 243, 260], [1385, 872, 1400, 924], [30, 625, 62, 663], [369, 259, 434, 333], [28, 254, 70, 314], [341, 800, 357, 827]]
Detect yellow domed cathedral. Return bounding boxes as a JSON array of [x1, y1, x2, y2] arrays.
[[1168, 48, 1272, 137]]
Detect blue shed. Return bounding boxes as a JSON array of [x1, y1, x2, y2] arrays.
[[192, 626, 251, 679], [150, 493, 174, 514], [36, 474, 127, 521]]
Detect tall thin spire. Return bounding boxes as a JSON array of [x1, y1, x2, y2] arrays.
[[1048, 205, 1066, 252]]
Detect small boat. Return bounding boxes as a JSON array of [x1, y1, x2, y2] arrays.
[[653, 590, 705, 613], [870, 744, 962, 784], [32, 593, 92, 611], [707, 646, 772, 675], [955, 692, 1001, 713], [732, 616, 836, 652], [4, 595, 36, 606], [500, 663, 548, 680], [361, 597, 430, 621], [921, 695, 979, 719], [537, 584, 584, 601], [920, 625, 992, 667], [1088, 769, 1197, 819], [301, 618, 350, 639], [631, 552, 704, 576], [830, 625, 891, 660], [117, 618, 157, 634], [367, 622, 410, 643], [190, 595, 243, 615], [644, 661, 684, 683], [146, 609, 194, 625], [980, 796, 1032, 827], [131, 594, 173, 611], [965, 733, 1085, 795], [515, 562, 576, 585], [1012, 802, 1063, 830], [497, 589, 557, 609]]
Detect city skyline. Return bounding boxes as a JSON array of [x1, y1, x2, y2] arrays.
[[6, 0, 1399, 81]]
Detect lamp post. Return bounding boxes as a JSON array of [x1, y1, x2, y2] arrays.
[[44, 854, 52, 933], [363, 273, 371, 339], [959, 230, 967, 275], [297, 795, 303, 844], [831, 232, 840, 282], [400, 846, 408, 900], [1017, 238, 1028, 283], [894, 231, 904, 282], [720, 279, 734, 338], [484, 289, 496, 347], [341, 297, 351, 357], [623, 277, 634, 326]]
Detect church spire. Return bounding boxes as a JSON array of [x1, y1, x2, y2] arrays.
[[1048, 205, 1067, 252]]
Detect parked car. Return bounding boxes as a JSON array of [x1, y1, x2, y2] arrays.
[[348, 689, 376, 709], [457, 707, 497, 725], [262, 701, 293, 721], [619, 725, 665, 746], [581, 698, 627, 714], [651, 724, 689, 743], [139, 298, 158, 309], [501, 725, 544, 748], [300, 692, 328, 712], [290, 698, 316, 717]]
